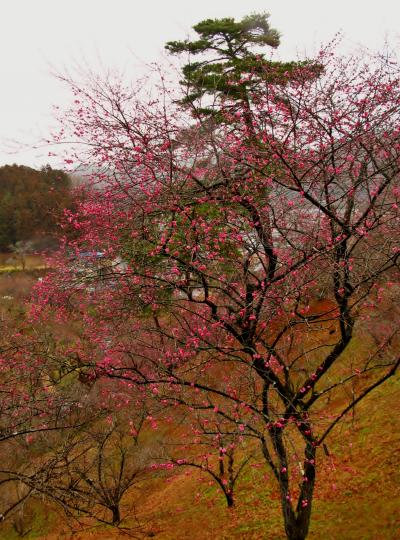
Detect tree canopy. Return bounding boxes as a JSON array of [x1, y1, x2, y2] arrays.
[[0, 164, 72, 250], [165, 13, 319, 115]]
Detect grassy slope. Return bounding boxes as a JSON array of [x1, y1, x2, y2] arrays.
[[0, 265, 398, 539], [11, 368, 397, 540], [131, 376, 400, 540]]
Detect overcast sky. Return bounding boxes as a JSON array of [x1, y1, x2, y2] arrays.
[[1, 0, 399, 168]]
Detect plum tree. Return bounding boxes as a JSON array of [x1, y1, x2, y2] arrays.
[[30, 26, 400, 540]]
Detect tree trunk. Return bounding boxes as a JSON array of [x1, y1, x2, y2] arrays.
[[281, 453, 315, 539], [283, 511, 312, 540], [271, 431, 316, 540], [225, 490, 234, 508], [111, 505, 120, 525]]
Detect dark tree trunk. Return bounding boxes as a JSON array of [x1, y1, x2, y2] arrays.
[[225, 490, 234, 507], [281, 443, 316, 540], [269, 425, 316, 540], [283, 507, 313, 540], [111, 505, 121, 525]]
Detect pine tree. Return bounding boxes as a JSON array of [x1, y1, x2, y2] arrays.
[[165, 13, 317, 117]]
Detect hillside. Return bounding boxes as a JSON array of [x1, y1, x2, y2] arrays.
[[0, 272, 397, 540], [44, 376, 398, 539]]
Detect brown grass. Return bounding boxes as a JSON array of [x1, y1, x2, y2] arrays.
[[0, 279, 398, 539]]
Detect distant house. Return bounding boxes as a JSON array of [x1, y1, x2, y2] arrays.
[[70, 251, 127, 291]]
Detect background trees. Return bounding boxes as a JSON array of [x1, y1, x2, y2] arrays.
[[1, 418, 149, 529], [0, 164, 72, 251], [0, 324, 151, 535]]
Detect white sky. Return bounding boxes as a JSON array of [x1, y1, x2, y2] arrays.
[[1, 0, 399, 168]]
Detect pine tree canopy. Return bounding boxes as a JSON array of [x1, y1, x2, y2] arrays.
[[165, 13, 315, 111]]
